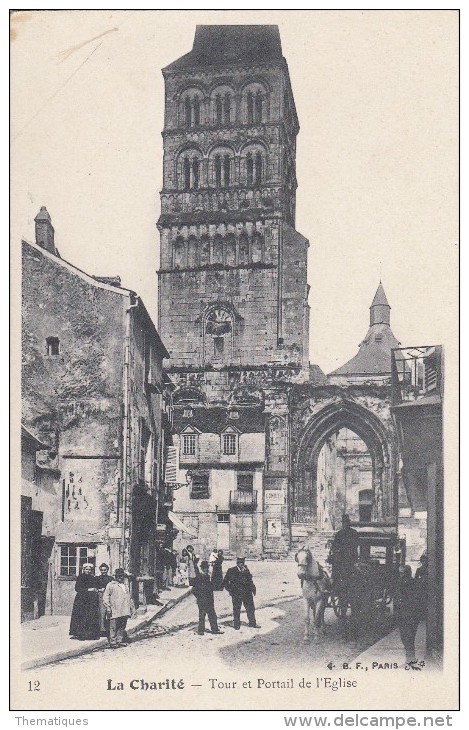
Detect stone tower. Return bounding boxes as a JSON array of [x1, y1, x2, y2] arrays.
[[157, 26, 311, 557], [157, 25, 309, 376]]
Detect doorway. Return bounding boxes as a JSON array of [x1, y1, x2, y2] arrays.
[[217, 513, 230, 551]]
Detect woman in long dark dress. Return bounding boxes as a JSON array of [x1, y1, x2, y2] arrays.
[[211, 550, 224, 591], [69, 564, 100, 640], [95, 563, 113, 636]]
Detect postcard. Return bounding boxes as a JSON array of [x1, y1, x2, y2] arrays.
[[10, 9, 459, 712]]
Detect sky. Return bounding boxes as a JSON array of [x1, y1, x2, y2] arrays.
[[10, 9, 459, 374]]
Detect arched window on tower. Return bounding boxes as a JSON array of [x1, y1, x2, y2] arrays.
[[181, 91, 204, 128], [246, 153, 254, 186], [192, 157, 200, 189], [184, 97, 192, 128], [211, 86, 234, 126], [243, 83, 268, 124], [210, 147, 234, 188], [254, 90, 263, 123], [246, 152, 263, 186], [193, 97, 201, 127], [180, 150, 202, 191], [247, 91, 254, 124], [223, 94, 231, 124], [183, 157, 191, 190], [216, 95, 223, 125], [215, 155, 222, 187], [254, 152, 262, 185], [223, 155, 231, 187]]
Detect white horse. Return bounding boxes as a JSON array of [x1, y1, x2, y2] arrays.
[[295, 545, 331, 643]]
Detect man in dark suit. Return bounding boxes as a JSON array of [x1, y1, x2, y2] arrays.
[[222, 555, 260, 630], [192, 561, 223, 636]]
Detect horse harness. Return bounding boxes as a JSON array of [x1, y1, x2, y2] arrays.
[[298, 550, 327, 591]]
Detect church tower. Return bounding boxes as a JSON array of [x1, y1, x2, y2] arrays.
[[157, 26, 310, 558], [157, 25, 309, 375]]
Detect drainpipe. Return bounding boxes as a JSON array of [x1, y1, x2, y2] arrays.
[[122, 296, 139, 568]]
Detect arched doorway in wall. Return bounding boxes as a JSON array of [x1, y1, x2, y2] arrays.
[[293, 401, 396, 531]]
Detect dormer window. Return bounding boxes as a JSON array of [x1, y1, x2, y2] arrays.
[[222, 433, 237, 455], [228, 409, 239, 420], [182, 433, 197, 456], [46, 336, 60, 356], [183, 407, 193, 418]]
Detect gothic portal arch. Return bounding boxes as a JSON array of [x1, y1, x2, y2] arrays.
[[292, 399, 396, 530]]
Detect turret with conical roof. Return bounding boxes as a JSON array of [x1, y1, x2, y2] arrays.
[[370, 281, 390, 326], [328, 283, 400, 381]]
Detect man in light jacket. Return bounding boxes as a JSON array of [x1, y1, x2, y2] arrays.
[[102, 568, 133, 649]]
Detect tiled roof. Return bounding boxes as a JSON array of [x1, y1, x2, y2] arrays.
[[329, 323, 400, 376], [173, 405, 265, 434], [164, 25, 283, 71]]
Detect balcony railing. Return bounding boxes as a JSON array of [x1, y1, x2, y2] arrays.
[[230, 490, 258, 512], [391, 346, 442, 405]]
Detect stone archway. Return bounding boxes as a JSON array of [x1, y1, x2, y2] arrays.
[[292, 398, 396, 530]]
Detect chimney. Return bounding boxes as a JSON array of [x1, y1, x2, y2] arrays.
[[34, 207, 56, 254]]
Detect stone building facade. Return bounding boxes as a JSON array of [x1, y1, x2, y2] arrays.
[[21, 208, 172, 618], [158, 26, 427, 562], [158, 26, 311, 557]]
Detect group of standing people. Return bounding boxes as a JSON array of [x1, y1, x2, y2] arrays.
[[69, 563, 134, 649], [192, 554, 260, 636], [170, 545, 224, 589]]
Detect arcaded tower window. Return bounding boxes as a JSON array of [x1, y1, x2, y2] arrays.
[[179, 150, 202, 190], [182, 91, 203, 128], [247, 90, 263, 124], [243, 83, 268, 124], [246, 151, 263, 186], [209, 146, 234, 188], [211, 86, 234, 126], [215, 93, 232, 125], [214, 154, 231, 188]]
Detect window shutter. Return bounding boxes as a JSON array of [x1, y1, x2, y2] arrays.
[[165, 446, 179, 483]]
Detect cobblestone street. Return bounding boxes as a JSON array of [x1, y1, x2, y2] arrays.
[[27, 560, 396, 706]]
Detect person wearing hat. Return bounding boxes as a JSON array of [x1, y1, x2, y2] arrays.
[[102, 568, 134, 648], [192, 560, 223, 635], [328, 514, 359, 590], [222, 555, 260, 630]]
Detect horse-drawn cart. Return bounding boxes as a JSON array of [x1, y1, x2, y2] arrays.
[[325, 527, 405, 620], [295, 526, 405, 641]]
